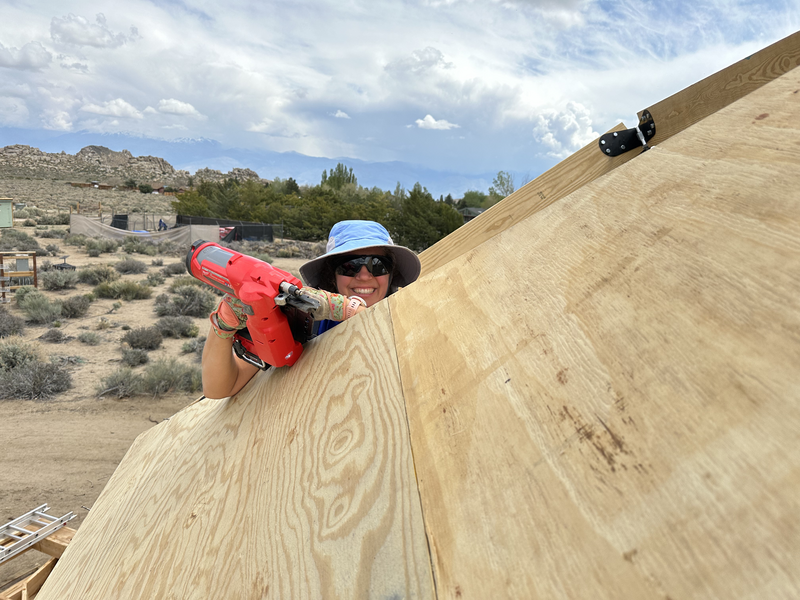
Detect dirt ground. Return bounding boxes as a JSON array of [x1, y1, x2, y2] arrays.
[[0, 228, 308, 589]]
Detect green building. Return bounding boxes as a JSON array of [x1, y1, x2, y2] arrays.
[[0, 198, 13, 228]]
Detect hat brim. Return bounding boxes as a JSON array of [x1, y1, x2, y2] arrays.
[[299, 242, 421, 289]]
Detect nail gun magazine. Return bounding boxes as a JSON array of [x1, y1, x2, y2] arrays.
[[186, 240, 320, 370]]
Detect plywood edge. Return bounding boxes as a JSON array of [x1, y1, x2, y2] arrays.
[[418, 121, 631, 276]]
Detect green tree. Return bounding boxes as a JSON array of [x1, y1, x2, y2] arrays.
[[322, 163, 357, 190], [390, 183, 462, 252], [486, 170, 515, 208], [138, 183, 154, 194], [123, 178, 137, 189], [457, 190, 487, 210], [171, 190, 210, 217]]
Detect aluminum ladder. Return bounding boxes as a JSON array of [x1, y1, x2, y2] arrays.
[[0, 505, 75, 563]]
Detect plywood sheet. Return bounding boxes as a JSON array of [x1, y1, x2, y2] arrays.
[[419, 31, 800, 279], [38, 302, 433, 599], [391, 68, 800, 599]]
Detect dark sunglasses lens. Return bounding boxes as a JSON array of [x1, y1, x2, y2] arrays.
[[335, 256, 392, 277]]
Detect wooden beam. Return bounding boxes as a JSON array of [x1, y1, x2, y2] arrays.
[[418, 121, 631, 277], [419, 31, 800, 278], [642, 30, 800, 144], [0, 558, 57, 600], [30, 527, 75, 559], [391, 68, 800, 598]]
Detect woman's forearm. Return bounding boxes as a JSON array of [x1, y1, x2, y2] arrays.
[[201, 331, 259, 399]]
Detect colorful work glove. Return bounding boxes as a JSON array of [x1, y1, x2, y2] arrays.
[[300, 287, 366, 321], [209, 288, 366, 340], [209, 294, 251, 339]]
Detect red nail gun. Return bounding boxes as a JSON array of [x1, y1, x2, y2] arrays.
[[186, 240, 320, 370]]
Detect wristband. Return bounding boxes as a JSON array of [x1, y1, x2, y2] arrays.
[[345, 296, 367, 320], [209, 312, 237, 339]]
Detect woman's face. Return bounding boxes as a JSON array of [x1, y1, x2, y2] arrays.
[[334, 247, 391, 307]]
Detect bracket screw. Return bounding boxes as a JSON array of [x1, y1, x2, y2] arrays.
[[601, 140, 606, 145], [606, 149, 611, 154], [613, 132, 618, 137], [621, 145, 626, 150]]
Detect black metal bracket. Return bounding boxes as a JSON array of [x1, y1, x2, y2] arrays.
[[598, 109, 655, 157]]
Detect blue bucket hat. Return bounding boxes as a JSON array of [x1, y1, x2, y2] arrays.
[[300, 220, 421, 289]]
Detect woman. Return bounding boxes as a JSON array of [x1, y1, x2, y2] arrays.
[[202, 220, 421, 399]]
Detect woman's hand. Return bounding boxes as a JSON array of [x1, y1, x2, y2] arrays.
[[209, 294, 250, 338]]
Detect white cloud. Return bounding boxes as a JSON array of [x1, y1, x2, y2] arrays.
[[385, 47, 453, 76], [0, 97, 29, 125], [247, 117, 303, 138], [415, 114, 460, 130], [50, 13, 133, 48], [60, 61, 88, 73], [532, 101, 598, 158], [80, 98, 143, 119], [157, 98, 206, 120], [333, 110, 350, 119], [41, 109, 73, 131], [0, 42, 52, 71]]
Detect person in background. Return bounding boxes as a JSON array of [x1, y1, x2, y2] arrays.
[[201, 220, 421, 399]]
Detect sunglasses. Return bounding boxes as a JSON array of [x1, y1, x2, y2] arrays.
[[334, 255, 393, 278]]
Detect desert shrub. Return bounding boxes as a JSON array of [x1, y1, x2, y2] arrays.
[[181, 336, 205, 361], [0, 229, 42, 252], [151, 258, 164, 266], [23, 219, 37, 227], [77, 331, 101, 345], [87, 248, 101, 257], [40, 269, 78, 291], [145, 271, 165, 287], [122, 237, 159, 256], [0, 337, 40, 370], [37, 228, 68, 239], [19, 292, 62, 324], [38, 213, 71, 226], [14, 286, 37, 305], [114, 257, 148, 274], [64, 234, 88, 246], [252, 253, 273, 263], [157, 316, 199, 338], [121, 348, 149, 367], [40, 329, 67, 343], [122, 326, 163, 350], [61, 295, 92, 319], [96, 368, 143, 398], [45, 244, 61, 256], [141, 359, 202, 397], [0, 358, 72, 400], [85, 238, 119, 254], [155, 286, 215, 318], [15, 209, 32, 219], [38, 260, 55, 272], [94, 280, 152, 301], [167, 276, 200, 292], [0, 307, 25, 338], [161, 262, 186, 277], [78, 264, 120, 285], [96, 317, 112, 330]]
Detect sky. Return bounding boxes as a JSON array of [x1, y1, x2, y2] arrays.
[[0, 0, 798, 195]]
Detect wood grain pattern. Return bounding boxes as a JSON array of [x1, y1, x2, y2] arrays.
[[418, 122, 631, 277], [643, 30, 800, 144], [38, 301, 432, 599], [391, 68, 800, 599]]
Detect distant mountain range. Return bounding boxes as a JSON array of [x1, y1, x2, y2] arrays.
[[0, 128, 508, 198]]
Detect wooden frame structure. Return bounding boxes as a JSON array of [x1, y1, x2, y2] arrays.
[[0, 252, 37, 304], [34, 33, 800, 600]]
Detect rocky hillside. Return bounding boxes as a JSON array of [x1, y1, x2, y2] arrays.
[[0, 144, 269, 187]]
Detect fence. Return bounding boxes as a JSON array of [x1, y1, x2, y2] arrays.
[[0, 251, 37, 304]]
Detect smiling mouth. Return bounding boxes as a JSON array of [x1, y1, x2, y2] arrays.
[[353, 288, 376, 295]]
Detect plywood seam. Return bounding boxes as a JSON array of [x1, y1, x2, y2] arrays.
[[386, 298, 440, 600]]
